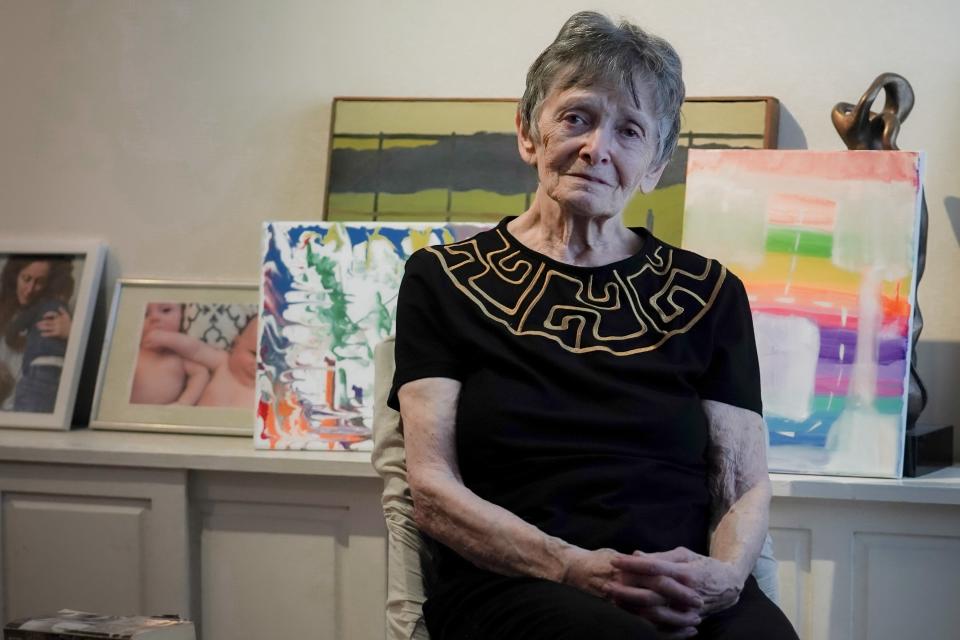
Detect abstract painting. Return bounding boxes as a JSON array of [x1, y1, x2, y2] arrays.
[[258, 221, 491, 450], [682, 150, 924, 478], [324, 97, 778, 245]]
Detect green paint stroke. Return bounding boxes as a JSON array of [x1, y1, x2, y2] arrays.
[[450, 190, 528, 214], [373, 291, 394, 338], [766, 228, 833, 258], [305, 242, 365, 360], [328, 192, 376, 214], [811, 395, 903, 415]]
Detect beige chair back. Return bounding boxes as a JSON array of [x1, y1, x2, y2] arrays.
[[372, 337, 430, 640]]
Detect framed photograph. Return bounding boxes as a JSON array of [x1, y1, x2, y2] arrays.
[[91, 279, 259, 436], [323, 96, 779, 245], [0, 241, 105, 429]]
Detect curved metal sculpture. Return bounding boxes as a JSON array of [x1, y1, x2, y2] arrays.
[[832, 73, 927, 428], [832, 73, 915, 150]]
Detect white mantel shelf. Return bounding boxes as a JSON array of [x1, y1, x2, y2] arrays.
[[0, 427, 378, 478], [0, 429, 958, 504]]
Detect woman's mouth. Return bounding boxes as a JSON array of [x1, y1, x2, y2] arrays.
[[567, 173, 610, 186]]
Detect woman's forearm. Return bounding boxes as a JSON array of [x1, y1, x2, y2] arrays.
[[708, 476, 770, 584], [411, 465, 575, 582], [703, 398, 771, 585], [401, 377, 610, 593]]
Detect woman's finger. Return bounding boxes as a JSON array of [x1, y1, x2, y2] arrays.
[[643, 574, 703, 608], [659, 626, 699, 639], [604, 582, 669, 608], [610, 575, 702, 609], [639, 546, 698, 562], [612, 555, 695, 582]]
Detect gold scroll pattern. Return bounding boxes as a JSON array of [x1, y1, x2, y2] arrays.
[[428, 229, 727, 356]]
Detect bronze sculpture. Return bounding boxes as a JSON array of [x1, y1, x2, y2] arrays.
[[831, 72, 914, 150], [832, 73, 927, 428]]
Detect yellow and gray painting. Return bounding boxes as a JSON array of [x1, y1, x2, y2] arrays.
[[325, 98, 778, 246]]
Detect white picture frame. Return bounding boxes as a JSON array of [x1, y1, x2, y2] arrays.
[[0, 240, 105, 429], [91, 279, 258, 436]]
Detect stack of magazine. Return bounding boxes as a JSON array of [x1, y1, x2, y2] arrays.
[[3, 610, 195, 640]]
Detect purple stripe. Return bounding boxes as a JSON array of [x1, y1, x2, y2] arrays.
[[813, 360, 907, 396], [817, 327, 907, 365]]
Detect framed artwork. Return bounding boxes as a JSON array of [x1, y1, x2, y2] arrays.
[[682, 149, 924, 478], [91, 280, 259, 436], [259, 221, 491, 450], [323, 96, 779, 245], [0, 241, 104, 429]]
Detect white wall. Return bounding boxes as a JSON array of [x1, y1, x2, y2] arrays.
[[1, 0, 958, 454]]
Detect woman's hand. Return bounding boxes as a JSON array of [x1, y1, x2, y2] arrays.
[[612, 547, 742, 616], [558, 546, 623, 599], [36, 307, 71, 339], [569, 547, 702, 637]]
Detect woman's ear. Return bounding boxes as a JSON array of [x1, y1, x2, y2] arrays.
[[516, 110, 537, 167], [637, 160, 668, 195]]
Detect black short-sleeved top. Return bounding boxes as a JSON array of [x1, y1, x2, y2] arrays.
[[388, 216, 761, 589]]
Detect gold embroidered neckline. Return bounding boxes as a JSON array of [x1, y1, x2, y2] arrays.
[[428, 223, 725, 356]]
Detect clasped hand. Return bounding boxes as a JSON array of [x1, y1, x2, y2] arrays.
[[566, 546, 742, 639], [612, 547, 741, 637]]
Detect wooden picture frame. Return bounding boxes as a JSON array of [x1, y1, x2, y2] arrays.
[[0, 240, 105, 429], [91, 279, 258, 436]]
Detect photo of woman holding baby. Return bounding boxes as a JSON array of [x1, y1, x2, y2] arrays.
[[0, 254, 77, 413], [130, 301, 258, 410]]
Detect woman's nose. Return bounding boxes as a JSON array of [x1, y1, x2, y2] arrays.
[[579, 126, 612, 166]]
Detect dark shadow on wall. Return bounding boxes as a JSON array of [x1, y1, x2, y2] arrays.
[[943, 196, 960, 247], [915, 339, 960, 463], [776, 104, 809, 150]]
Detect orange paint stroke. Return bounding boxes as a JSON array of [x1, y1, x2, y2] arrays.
[[745, 282, 911, 331], [767, 192, 837, 230]]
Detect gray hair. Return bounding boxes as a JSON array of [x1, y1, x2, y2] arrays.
[[519, 11, 685, 166]]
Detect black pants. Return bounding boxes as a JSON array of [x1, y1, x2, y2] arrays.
[[425, 574, 798, 640]]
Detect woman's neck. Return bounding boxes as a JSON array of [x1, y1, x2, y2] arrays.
[[506, 192, 642, 267]]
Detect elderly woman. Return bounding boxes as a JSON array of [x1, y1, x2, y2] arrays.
[[387, 12, 798, 640]]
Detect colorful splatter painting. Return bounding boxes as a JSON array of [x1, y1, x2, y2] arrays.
[[258, 221, 490, 450], [682, 150, 924, 478], [325, 97, 778, 245]]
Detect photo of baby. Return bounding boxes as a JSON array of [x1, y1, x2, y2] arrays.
[[130, 301, 258, 409]]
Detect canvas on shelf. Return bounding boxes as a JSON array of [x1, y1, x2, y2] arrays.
[[258, 221, 490, 450], [682, 149, 924, 478], [324, 97, 779, 245]]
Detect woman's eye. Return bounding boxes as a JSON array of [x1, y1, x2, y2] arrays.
[[622, 126, 643, 139], [564, 113, 586, 125]]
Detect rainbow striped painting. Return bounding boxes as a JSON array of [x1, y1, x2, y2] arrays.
[[257, 221, 490, 450], [682, 150, 924, 477]]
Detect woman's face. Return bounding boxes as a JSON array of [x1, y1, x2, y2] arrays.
[[16, 261, 52, 307], [519, 76, 667, 218]]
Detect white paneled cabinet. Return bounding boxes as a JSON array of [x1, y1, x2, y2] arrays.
[[0, 462, 190, 625], [0, 430, 957, 640]]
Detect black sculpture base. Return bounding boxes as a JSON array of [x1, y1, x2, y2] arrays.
[[903, 423, 954, 477]]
